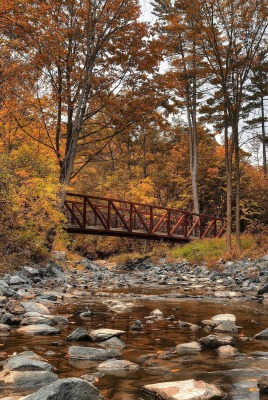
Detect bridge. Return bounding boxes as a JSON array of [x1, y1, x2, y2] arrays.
[[64, 193, 226, 242]]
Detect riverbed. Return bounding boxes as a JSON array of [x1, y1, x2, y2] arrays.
[[1, 284, 268, 400]]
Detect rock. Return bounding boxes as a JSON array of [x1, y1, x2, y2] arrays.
[[3, 356, 53, 372], [200, 335, 221, 348], [258, 283, 268, 296], [214, 320, 238, 333], [150, 309, 163, 318], [0, 324, 10, 333], [6, 301, 25, 314], [211, 314, 236, 323], [0, 371, 58, 388], [17, 324, 60, 335], [1, 313, 16, 326], [97, 358, 139, 371], [89, 328, 125, 342], [20, 302, 50, 315], [8, 351, 45, 362], [21, 377, 102, 400], [21, 266, 40, 277], [79, 372, 104, 384], [66, 328, 89, 341], [20, 313, 53, 326], [98, 337, 125, 349], [130, 320, 142, 330], [257, 375, 268, 393], [68, 346, 121, 361], [143, 379, 224, 400], [9, 276, 26, 285], [255, 329, 268, 339], [175, 342, 202, 354], [79, 311, 92, 318], [109, 302, 134, 313], [217, 345, 239, 357]]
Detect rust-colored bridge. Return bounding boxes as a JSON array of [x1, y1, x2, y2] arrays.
[[64, 193, 226, 242]]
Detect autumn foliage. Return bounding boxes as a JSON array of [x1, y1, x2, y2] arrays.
[[0, 0, 267, 266]]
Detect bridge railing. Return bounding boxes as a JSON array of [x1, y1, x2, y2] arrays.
[[64, 193, 226, 241]]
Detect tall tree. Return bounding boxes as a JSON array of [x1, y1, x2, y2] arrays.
[[193, 0, 268, 252], [1, 0, 160, 203]]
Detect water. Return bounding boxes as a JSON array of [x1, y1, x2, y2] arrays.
[[1, 289, 268, 399]]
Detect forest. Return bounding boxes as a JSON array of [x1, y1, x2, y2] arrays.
[[0, 0, 267, 268]]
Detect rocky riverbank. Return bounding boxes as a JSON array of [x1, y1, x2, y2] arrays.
[[0, 253, 267, 399]]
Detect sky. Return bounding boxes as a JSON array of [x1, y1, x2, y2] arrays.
[[139, 0, 156, 23]]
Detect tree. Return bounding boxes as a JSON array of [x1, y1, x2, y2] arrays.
[[1, 0, 160, 204], [193, 0, 268, 252]]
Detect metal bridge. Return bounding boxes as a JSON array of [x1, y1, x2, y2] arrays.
[[64, 193, 226, 242]]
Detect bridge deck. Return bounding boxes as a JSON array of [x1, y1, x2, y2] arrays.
[[64, 193, 226, 242]]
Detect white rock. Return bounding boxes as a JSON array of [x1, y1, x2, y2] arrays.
[[211, 314, 236, 323], [175, 342, 202, 354], [143, 379, 224, 400], [89, 328, 125, 342]]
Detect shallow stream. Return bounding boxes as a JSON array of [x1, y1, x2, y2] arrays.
[[1, 287, 268, 399]]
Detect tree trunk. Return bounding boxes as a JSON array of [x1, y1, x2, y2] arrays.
[[224, 113, 232, 252], [233, 120, 241, 255], [261, 95, 267, 175]]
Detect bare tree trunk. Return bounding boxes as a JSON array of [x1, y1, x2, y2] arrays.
[[233, 120, 241, 254], [224, 114, 232, 252], [261, 95, 267, 175]]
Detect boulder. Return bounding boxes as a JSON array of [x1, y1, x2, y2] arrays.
[[175, 342, 202, 354], [0, 370, 57, 388], [0, 324, 10, 333], [130, 320, 143, 330], [9, 276, 27, 285], [214, 320, 238, 333], [17, 324, 60, 335], [98, 337, 125, 349], [143, 379, 224, 400], [20, 302, 50, 315], [97, 358, 139, 371], [200, 335, 221, 349], [21, 266, 40, 277], [255, 329, 268, 339], [68, 346, 121, 361], [89, 328, 125, 342], [211, 314, 236, 323], [66, 328, 89, 341], [21, 377, 102, 400], [217, 345, 239, 357], [257, 283, 268, 296], [3, 356, 53, 372], [257, 374, 268, 393]]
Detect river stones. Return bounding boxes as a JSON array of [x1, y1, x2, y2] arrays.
[[214, 320, 238, 333], [66, 328, 89, 341], [143, 379, 224, 400], [0, 324, 10, 333], [211, 314, 236, 323], [3, 357, 53, 372], [199, 335, 222, 348], [17, 324, 60, 335], [130, 320, 142, 330], [257, 375, 268, 393], [0, 371, 58, 389], [26, 314, 69, 326], [98, 337, 125, 349], [175, 342, 202, 354], [217, 345, 239, 357], [0, 352, 57, 389], [97, 358, 139, 371], [89, 328, 125, 342], [68, 346, 121, 361], [20, 302, 50, 315], [21, 378, 102, 400], [255, 329, 268, 339]]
